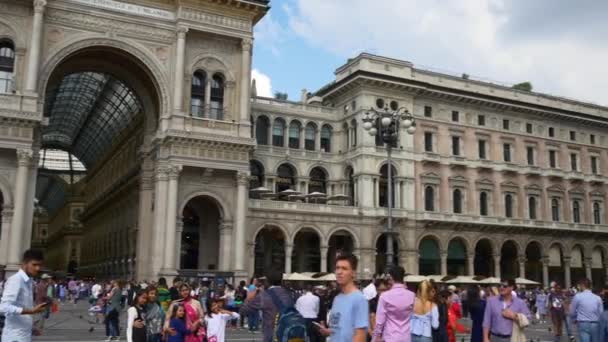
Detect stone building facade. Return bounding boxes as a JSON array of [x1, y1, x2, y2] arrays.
[[0, 0, 606, 288]]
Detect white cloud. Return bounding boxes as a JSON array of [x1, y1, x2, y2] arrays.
[[286, 0, 608, 105], [254, 13, 284, 56], [252, 69, 273, 97]]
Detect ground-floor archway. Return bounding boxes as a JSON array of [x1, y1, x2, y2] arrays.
[[570, 245, 585, 285], [447, 238, 467, 275], [376, 233, 399, 274], [501, 240, 519, 279], [525, 241, 542, 283], [292, 228, 321, 273], [180, 196, 221, 270], [254, 226, 286, 277], [548, 244, 565, 286], [474, 239, 494, 276], [591, 247, 606, 289], [327, 230, 355, 272], [418, 236, 440, 275]]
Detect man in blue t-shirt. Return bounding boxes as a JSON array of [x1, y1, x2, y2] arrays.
[[319, 254, 368, 342]]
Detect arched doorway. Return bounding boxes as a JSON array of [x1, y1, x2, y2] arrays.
[[309, 167, 328, 194], [376, 233, 399, 274], [276, 163, 297, 195], [525, 242, 542, 283], [570, 245, 585, 285], [447, 238, 467, 276], [591, 247, 605, 289], [501, 241, 519, 279], [254, 226, 286, 277], [292, 228, 321, 273], [180, 196, 222, 270], [418, 237, 440, 275], [327, 230, 355, 272], [474, 239, 494, 276], [548, 244, 565, 286], [39, 46, 161, 277]]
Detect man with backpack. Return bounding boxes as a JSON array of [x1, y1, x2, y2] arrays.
[[241, 269, 307, 342]]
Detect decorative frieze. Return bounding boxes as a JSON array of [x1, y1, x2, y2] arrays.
[[179, 7, 251, 32]]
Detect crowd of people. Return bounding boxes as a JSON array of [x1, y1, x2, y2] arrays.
[[2, 249, 608, 342]]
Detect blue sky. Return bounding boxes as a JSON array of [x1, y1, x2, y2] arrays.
[[252, 0, 608, 105]]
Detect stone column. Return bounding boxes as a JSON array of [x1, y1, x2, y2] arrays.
[[285, 244, 293, 274], [314, 128, 321, 151], [136, 175, 153, 280], [0, 207, 14, 266], [173, 26, 188, 112], [7, 149, 33, 269], [440, 251, 448, 275], [542, 257, 550, 288], [162, 166, 181, 273], [320, 245, 328, 273], [404, 221, 417, 274], [24, 0, 47, 93], [564, 257, 572, 288], [240, 38, 253, 124], [151, 167, 168, 276], [373, 177, 379, 207], [518, 256, 526, 278], [204, 79, 212, 117], [394, 180, 401, 209], [605, 261, 608, 285], [494, 254, 501, 279], [21, 154, 38, 252], [359, 175, 374, 207], [584, 258, 593, 282], [175, 220, 183, 271], [299, 127, 305, 150], [467, 253, 475, 276], [233, 172, 249, 270], [219, 222, 233, 271]]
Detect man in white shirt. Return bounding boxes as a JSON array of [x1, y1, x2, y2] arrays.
[[91, 282, 102, 300], [295, 285, 320, 342]]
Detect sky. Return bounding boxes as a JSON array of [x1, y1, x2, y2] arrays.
[[251, 0, 608, 106]]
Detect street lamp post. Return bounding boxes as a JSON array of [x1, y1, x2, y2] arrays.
[[362, 106, 416, 273]]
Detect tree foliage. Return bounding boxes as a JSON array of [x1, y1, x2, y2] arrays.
[[274, 92, 288, 100], [512, 82, 533, 92]]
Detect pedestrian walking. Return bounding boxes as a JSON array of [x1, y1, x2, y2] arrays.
[[569, 278, 602, 342], [318, 254, 368, 342], [468, 285, 486, 342], [33, 273, 53, 333], [535, 289, 548, 323], [104, 280, 123, 341], [482, 278, 530, 342], [549, 284, 574, 342], [411, 279, 439, 342], [245, 278, 260, 333], [431, 282, 448, 342], [0, 249, 48, 342], [372, 266, 415, 342], [367, 280, 388, 342], [295, 285, 320, 342], [127, 289, 148, 342]]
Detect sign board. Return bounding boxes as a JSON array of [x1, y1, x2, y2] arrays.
[[68, 0, 176, 21]]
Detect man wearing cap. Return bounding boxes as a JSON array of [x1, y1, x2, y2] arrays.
[[482, 279, 530, 342]]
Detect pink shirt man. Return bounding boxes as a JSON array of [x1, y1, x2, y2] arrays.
[[372, 283, 415, 342]]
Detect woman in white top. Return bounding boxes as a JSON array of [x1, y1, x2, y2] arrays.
[[126, 289, 148, 342], [411, 280, 439, 342], [204, 298, 239, 342]]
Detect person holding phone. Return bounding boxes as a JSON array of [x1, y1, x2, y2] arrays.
[[0, 249, 49, 342]]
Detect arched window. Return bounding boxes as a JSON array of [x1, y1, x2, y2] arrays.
[[551, 198, 560, 221], [345, 166, 355, 206], [573, 200, 581, 223], [424, 186, 435, 211], [529, 196, 537, 220], [505, 194, 513, 218], [305, 123, 316, 151], [480, 192, 488, 216], [309, 167, 327, 194], [453, 189, 462, 214], [593, 202, 601, 224], [288, 120, 301, 149], [379, 164, 397, 208], [276, 163, 296, 195], [321, 125, 332, 153], [273, 118, 286, 147], [190, 70, 206, 117], [343, 123, 349, 151], [0, 41, 14, 94], [351, 119, 357, 147], [255, 116, 270, 145], [209, 73, 224, 120], [249, 160, 265, 198]]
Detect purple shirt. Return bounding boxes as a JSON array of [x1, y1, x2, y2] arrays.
[[482, 295, 531, 336], [372, 283, 415, 342]]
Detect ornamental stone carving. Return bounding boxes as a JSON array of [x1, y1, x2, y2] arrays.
[[237, 172, 250, 186], [16, 149, 33, 166], [179, 7, 251, 32], [167, 165, 182, 179], [34, 0, 47, 13]]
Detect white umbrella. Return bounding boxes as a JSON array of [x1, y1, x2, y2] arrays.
[[288, 194, 306, 201], [259, 192, 278, 199], [446, 276, 479, 284], [286, 273, 313, 281], [515, 277, 540, 285], [404, 275, 429, 282], [427, 275, 446, 283], [327, 194, 349, 201], [478, 277, 501, 284], [280, 189, 301, 196], [250, 187, 272, 193]]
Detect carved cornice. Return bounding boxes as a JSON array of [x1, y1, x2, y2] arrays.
[[16, 148, 33, 166], [179, 7, 252, 33], [236, 171, 250, 186], [167, 165, 182, 179]]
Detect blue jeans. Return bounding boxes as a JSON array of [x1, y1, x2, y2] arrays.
[[412, 335, 432, 342], [577, 322, 599, 342], [248, 311, 259, 331]]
